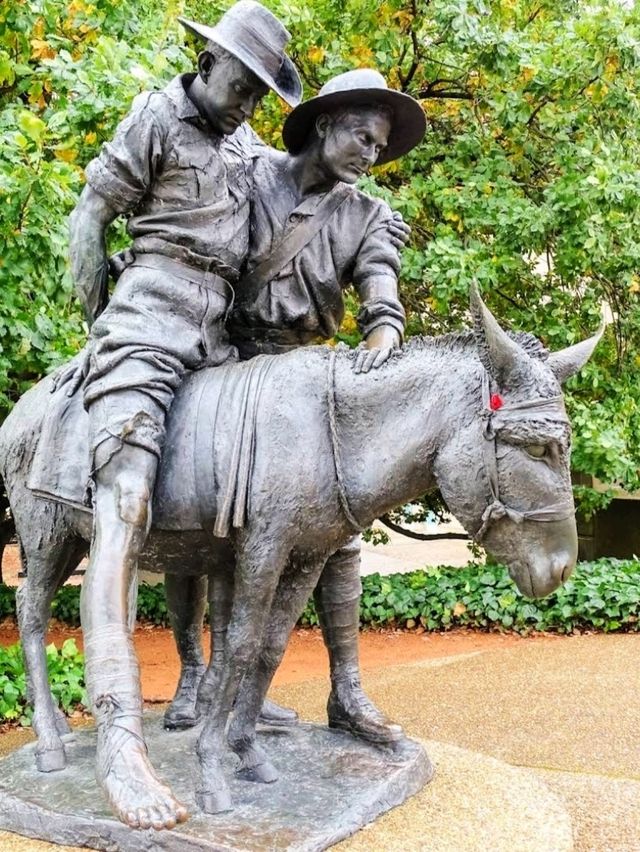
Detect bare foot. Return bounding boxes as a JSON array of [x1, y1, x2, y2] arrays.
[[97, 725, 188, 830]]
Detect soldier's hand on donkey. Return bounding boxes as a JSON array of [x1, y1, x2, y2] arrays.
[[353, 326, 401, 374], [386, 211, 411, 250]]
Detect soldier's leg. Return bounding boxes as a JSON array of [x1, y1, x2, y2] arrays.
[[165, 569, 298, 730], [315, 536, 403, 745], [164, 574, 207, 730], [81, 403, 187, 830]]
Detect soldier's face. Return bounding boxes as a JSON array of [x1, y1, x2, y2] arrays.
[[317, 109, 391, 182], [202, 52, 269, 135]]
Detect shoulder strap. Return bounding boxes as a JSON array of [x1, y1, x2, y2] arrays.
[[238, 183, 352, 302]]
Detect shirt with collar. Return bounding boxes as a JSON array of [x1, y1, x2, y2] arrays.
[[85, 74, 258, 276], [230, 147, 405, 344]]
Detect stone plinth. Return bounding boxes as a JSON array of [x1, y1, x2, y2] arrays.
[[0, 713, 433, 851]]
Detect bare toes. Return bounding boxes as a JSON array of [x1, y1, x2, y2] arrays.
[[137, 809, 152, 830], [125, 810, 139, 829], [157, 805, 177, 830]]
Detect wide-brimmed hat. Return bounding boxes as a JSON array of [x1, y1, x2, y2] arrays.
[[282, 68, 426, 164], [179, 1, 302, 108]]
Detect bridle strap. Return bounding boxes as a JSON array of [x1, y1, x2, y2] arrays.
[[326, 352, 575, 541], [474, 371, 575, 542]]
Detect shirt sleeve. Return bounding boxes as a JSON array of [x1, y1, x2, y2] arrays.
[[84, 92, 165, 213], [352, 201, 406, 340]]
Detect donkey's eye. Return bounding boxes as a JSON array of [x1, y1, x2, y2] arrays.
[[524, 444, 547, 459]]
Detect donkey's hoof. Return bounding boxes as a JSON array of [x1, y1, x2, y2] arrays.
[[36, 745, 66, 773], [236, 761, 278, 784], [196, 788, 233, 814]]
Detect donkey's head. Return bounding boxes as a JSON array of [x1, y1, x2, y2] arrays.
[[435, 285, 602, 598]]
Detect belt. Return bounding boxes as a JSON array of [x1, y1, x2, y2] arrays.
[[235, 339, 302, 360], [132, 254, 234, 303]]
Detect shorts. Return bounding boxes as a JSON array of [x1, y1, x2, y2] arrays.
[[83, 255, 237, 462]]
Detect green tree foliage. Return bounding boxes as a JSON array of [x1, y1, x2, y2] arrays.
[[1, 0, 638, 507]]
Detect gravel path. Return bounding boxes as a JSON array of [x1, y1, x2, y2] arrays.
[[0, 633, 638, 849]]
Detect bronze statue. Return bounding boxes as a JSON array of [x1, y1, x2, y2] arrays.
[[0, 0, 604, 839], [0, 285, 601, 823]]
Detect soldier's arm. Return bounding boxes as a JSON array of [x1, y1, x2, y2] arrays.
[[71, 92, 164, 325], [69, 187, 118, 326], [351, 203, 406, 372]]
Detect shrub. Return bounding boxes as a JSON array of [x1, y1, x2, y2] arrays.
[[0, 638, 86, 724]]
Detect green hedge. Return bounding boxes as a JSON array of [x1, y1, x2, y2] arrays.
[[0, 638, 85, 724], [1, 558, 639, 634]]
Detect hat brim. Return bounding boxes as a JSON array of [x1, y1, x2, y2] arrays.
[[282, 87, 426, 165], [179, 17, 302, 108]]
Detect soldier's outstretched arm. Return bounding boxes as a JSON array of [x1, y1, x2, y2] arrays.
[[351, 205, 406, 373], [69, 185, 118, 326]]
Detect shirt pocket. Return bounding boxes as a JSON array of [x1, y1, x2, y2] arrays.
[[224, 153, 251, 208], [163, 146, 226, 205]]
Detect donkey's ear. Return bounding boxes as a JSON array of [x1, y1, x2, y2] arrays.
[[470, 281, 529, 385], [547, 314, 605, 383]]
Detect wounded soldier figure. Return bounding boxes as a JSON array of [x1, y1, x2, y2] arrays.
[[66, 1, 303, 830], [59, 0, 425, 829]]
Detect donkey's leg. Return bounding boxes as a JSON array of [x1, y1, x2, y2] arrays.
[[229, 558, 326, 783], [195, 541, 284, 814], [164, 573, 207, 730], [316, 537, 403, 745], [17, 535, 85, 772]]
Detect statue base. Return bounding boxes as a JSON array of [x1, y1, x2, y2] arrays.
[[0, 712, 433, 851]]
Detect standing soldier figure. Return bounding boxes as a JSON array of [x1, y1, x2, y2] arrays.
[[164, 69, 426, 756]]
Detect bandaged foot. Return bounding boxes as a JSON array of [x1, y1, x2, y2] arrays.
[[95, 694, 188, 829], [85, 625, 188, 830]]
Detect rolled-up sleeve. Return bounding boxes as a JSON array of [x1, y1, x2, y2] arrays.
[[353, 202, 406, 340], [84, 93, 164, 213]]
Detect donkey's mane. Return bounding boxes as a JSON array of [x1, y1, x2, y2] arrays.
[[342, 329, 549, 361]]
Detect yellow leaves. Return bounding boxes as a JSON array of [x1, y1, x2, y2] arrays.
[[31, 39, 57, 61], [376, 160, 399, 175], [604, 54, 620, 80], [55, 146, 78, 163], [444, 210, 464, 233], [629, 277, 640, 294], [340, 311, 358, 335], [453, 602, 467, 617], [307, 46, 325, 64], [32, 17, 46, 40], [520, 66, 535, 84], [349, 36, 374, 67], [393, 9, 412, 29], [584, 82, 609, 103], [67, 0, 88, 15], [84, 131, 97, 145]]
